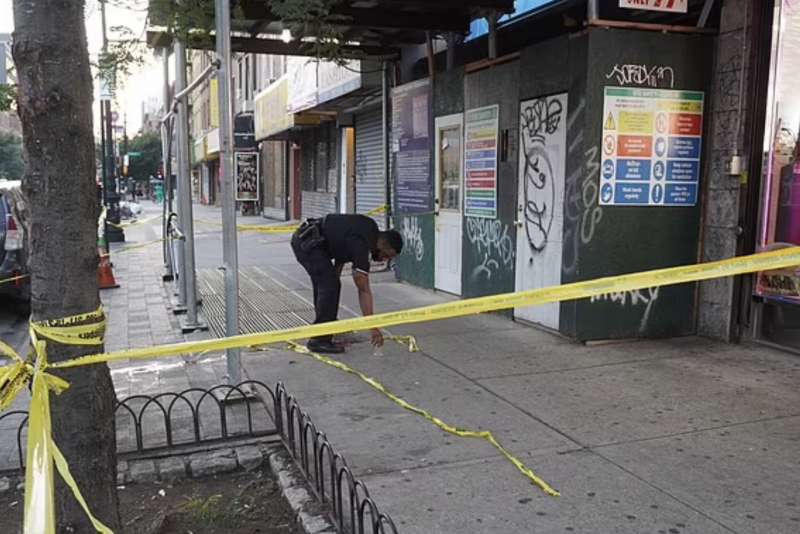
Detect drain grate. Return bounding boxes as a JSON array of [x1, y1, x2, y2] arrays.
[[198, 268, 314, 339]]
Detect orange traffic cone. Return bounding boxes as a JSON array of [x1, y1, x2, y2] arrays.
[[97, 250, 120, 289]]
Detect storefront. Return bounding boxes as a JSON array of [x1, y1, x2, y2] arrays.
[[254, 74, 321, 220], [754, 1, 800, 351]]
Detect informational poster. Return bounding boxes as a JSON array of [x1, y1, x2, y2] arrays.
[[619, 0, 688, 13], [392, 79, 433, 214], [600, 87, 704, 207], [464, 105, 499, 218], [235, 152, 259, 201]]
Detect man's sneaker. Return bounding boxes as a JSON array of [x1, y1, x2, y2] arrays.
[[307, 339, 345, 354]]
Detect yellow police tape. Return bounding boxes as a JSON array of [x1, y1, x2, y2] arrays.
[[105, 214, 162, 230], [0, 274, 29, 287], [49, 246, 800, 369], [194, 204, 389, 234], [288, 340, 560, 496], [2, 246, 800, 533], [0, 307, 114, 534]]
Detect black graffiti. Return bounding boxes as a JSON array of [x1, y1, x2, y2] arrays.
[[521, 97, 564, 142], [522, 147, 554, 252], [519, 96, 564, 253]]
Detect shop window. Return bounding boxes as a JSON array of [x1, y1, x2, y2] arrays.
[[756, 1, 800, 350]]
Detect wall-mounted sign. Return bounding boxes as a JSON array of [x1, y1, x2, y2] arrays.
[[235, 151, 259, 201], [600, 87, 704, 207], [464, 105, 499, 218], [619, 0, 688, 13], [392, 78, 433, 214]]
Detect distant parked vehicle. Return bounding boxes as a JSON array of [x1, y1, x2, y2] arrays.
[[0, 180, 29, 301]]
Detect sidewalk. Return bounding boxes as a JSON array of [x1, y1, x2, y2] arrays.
[[17, 200, 800, 533]]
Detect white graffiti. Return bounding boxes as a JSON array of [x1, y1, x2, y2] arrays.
[[466, 217, 515, 281], [400, 216, 424, 262], [606, 64, 675, 89], [472, 255, 500, 281], [580, 145, 603, 245], [590, 287, 660, 333]]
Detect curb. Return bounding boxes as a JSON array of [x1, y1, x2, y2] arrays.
[[267, 445, 337, 534]]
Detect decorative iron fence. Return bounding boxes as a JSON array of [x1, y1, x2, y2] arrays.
[[275, 383, 399, 534], [0, 380, 278, 472], [0, 381, 400, 534]]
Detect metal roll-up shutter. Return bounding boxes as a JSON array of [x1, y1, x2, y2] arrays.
[[355, 107, 386, 229]]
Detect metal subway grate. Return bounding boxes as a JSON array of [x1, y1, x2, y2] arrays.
[[197, 268, 314, 339]]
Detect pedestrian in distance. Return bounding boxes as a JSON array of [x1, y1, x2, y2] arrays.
[[291, 214, 404, 354]]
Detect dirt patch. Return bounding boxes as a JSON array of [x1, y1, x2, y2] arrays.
[[0, 467, 305, 534]]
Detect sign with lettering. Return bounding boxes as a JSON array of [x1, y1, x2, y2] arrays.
[[464, 105, 500, 218], [600, 87, 704, 207], [619, 0, 688, 13]]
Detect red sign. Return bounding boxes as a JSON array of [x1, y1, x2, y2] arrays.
[[669, 113, 702, 136], [467, 179, 496, 189], [617, 135, 653, 157], [467, 140, 496, 150], [467, 170, 495, 179]]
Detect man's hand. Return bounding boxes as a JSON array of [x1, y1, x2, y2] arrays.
[[370, 328, 384, 347]]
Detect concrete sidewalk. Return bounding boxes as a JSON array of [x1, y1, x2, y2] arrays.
[[6, 200, 796, 533]]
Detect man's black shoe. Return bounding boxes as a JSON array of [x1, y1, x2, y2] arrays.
[[307, 339, 345, 354]]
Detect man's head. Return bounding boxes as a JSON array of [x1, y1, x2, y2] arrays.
[[373, 230, 404, 262]]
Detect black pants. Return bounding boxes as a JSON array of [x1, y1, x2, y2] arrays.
[[291, 233, 341, 343]]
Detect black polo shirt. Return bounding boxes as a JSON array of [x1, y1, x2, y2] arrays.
[[322, 214, 379, 274]]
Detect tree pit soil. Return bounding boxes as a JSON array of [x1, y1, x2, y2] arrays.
[[0, 467, 305, 534]]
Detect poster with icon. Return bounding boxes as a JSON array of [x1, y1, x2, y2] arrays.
[[600, 87, 704, 207]]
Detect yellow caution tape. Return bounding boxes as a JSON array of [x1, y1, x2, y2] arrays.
[[3, 247, 800, 532], [100, 239, 165, 259], [0, 306, 110, 534], [51, 246, 800, 370], [106, 214, 162, 230], [288, 340, 560, 496], [193, 206, 388, 235], [0, 273, 29, 287]]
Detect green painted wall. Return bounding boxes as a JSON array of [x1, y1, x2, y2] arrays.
[[560, 28, 713, 341], [461, 61, 520, 300]]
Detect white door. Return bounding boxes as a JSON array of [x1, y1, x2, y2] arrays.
[[514, 93, 568, 329], [434, 114, 464, 295]]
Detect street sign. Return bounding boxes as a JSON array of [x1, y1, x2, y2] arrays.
[[127, 151, 142, 157]]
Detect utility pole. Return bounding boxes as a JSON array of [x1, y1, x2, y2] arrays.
[[100, 0, 124, 242], [161, 47, 175, 281], [215, 0, 242, 384], [175, 40, 205, 333]]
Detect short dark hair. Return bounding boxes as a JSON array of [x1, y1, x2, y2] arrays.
[[381, 229, 403, 254]]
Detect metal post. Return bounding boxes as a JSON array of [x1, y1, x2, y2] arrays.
[[162, 47, 175, 280], [382, 61, 391, 230], [587, 0, 599, 22], [175, 40, 206, 332], [173, 42, 188, 312], [488, 13, 498, 60], [215, 0, 242, 383]]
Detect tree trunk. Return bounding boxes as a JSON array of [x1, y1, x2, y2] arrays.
[[12, 1, 121, 532]]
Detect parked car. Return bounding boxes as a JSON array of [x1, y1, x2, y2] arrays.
[[0, 180, 29, 301]]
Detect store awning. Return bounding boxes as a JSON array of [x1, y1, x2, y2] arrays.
[[254, 76, 322, 141]]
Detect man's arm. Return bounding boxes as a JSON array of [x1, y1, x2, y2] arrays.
[[353, 271, 383, 347], [335, 262, 344, 277]]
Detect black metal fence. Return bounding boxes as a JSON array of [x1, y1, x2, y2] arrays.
[[275, 383, 399, 534], [0, 381, 278, 472], [0, 381, 399, 534]]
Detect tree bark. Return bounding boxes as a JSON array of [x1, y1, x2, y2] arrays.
[[12, 1, 121, 532]]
